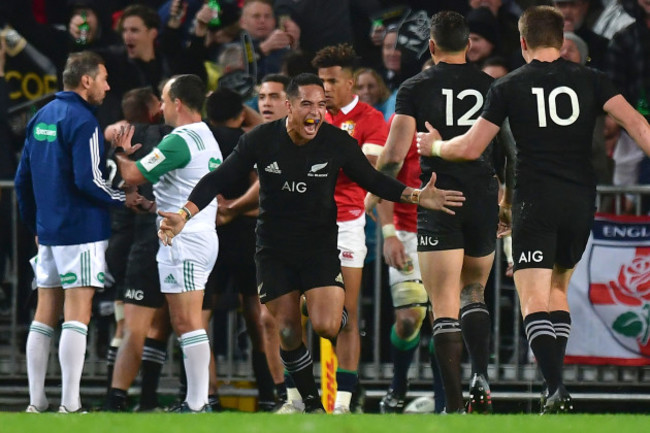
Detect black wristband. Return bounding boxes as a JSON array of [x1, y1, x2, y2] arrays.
[[114, 147, 125, 155]]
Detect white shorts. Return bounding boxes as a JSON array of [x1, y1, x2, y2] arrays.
[[157, 231, 218, 294], [337, 215, 367, 268], [35, 240, 108, 289], [388, 231, 422, 285]]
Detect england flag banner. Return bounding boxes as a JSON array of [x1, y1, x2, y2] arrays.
[[566, 214, 650, 365]]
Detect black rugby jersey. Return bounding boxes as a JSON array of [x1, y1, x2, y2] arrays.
[[481, 58, 619, 187], [189, 119, 405, 253], [396, 62, 496, 182]]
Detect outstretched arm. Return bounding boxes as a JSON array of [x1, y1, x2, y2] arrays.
[[605, 95, 650, 156], [417, 118, 501, 161], [365, 114, 415, 213]]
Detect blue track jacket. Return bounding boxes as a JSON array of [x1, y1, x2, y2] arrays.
[[15, 91, 125, 246]]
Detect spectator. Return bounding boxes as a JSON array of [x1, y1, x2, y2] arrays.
[[3, 0, 119, 90], [467, 7, 501, 68], [353, 68, 395, 121], [379, 25, 404, 91], [554, 0, 609, 69], [608, 0, 650, 212], [468, 0, 521, 61], [274, 0, 352, 55], [240, 0, 297, 81], [561, 32, 612, 186], [481, 56, 510, 79], [592, 0, 635, 39], [95, 4, 177, 128]]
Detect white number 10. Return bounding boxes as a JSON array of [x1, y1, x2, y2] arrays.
[[531, 86, 580, 127]]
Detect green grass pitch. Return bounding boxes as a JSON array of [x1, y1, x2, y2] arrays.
[[1, 413, 649, 433]]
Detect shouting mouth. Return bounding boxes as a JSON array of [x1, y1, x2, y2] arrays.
[[304, 118, 321, 135]]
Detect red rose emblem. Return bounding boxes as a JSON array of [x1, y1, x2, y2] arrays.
[[609, 255, 650, 306]]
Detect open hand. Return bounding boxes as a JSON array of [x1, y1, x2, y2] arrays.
[[114, 124, 142, 156], [418, 173, 465, 215], [416, 121, 442, 157]]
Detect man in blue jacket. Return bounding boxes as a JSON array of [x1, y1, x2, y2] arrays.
[[14, 51, 142, 414]]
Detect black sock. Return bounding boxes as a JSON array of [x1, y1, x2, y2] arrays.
[[275, 381, 287, 402], [280, 344, 321, 407], [252, 350, 276, 402], [140, 338, 166, 409], [106, 345, 118, 395], [432, 318, 464, 412], [550, 310, 571, 369], [524, 312, 561, 395], [335, 369, 358, 393], [428, 338, 446, 413], [389, 325, 419, 395], [106, 387, 128, 411], [460, 302, 491, 377]]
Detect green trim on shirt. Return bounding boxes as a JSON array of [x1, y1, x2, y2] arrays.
[[136, 134, 191, 183]]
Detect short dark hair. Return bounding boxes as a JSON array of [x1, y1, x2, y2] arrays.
[[119, 4, 160, 31], [311, 43, 359, 72], [519, 6, 564, 50], [261, 73, 290, 90], [121, 87, 156, 123], [206, 88, 243, 123], [62, 51, 105, 89], [167, 74, 206, 113], [482, 56, 509, 70], [430, 11, 469, 53], [286, 73, 324, 100]]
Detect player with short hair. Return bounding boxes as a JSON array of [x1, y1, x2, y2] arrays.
[[158, 73, 465, 414], [366, 11, 515, 414], [15, 51, 142, 413], [103, 87, 172, 413], [312, 43, 389, 414], [416, 5, 650, 413], [112, 74, 222, 413], [258, 74, 291, 123]]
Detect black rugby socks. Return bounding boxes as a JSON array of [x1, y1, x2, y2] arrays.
[[432, 318, 464, 412]]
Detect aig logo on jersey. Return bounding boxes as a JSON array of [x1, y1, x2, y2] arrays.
[[308, 162, 328, 178], [124, 289, 144, 301], [282, 181, 307, 193], [519, 250, 544, 263], [418, 235, 439, 247], [340, 120, 356, 136]]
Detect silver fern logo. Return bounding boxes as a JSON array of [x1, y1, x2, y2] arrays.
[[308, 162, 328, 177]]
